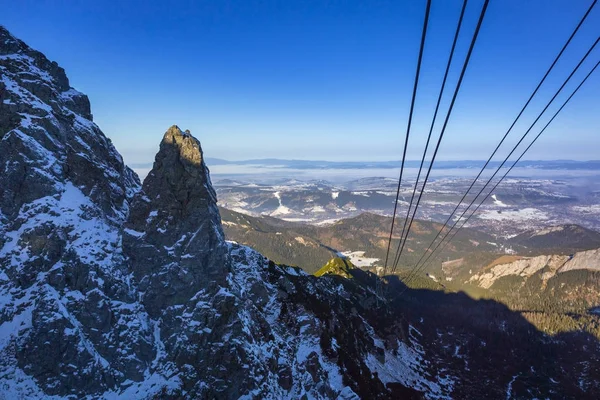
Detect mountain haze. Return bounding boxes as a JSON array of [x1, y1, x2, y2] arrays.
[[0, 26, 443, 398], [1, 26, 599, 399]]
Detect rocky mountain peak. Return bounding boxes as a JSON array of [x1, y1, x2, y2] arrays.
[[144, 125, 217, 214], [126, 125, 228, 315], [128, 125, 223, 241], [0, 25, 139, 221], [0, 25, 90, 120], [0, 26, 70, 93], [0, 26, 146, 396], [2, 25, 599, 400]]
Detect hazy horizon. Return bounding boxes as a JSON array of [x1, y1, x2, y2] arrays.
[[3, 0, 599, 167]]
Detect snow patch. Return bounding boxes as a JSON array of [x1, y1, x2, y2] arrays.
[[491, 194, 508, 207], [478, 207, 548, 222], [339, 251, 379, 267]]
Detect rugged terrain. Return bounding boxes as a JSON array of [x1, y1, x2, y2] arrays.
[[1, 26, 600, 399], [0, 27, 454, 398], [212, 172, 600, 235], [220, 206, 600, 275], [220, 208, 506, 274], [221, 205, 600, 342]]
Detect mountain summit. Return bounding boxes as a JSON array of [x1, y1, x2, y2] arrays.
[[1, 26, 599, 399], [143, 125, 220, 219], [126, 125, 229, 316], [0, 27, 435, 399]]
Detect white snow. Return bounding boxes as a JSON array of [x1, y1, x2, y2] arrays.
[[365, 338, 453, 399], [124, 228, 144, 237], [491, 194, 508, 207], [478, 207, 548, 222], [0, 294, 33, 351], [0, 182, 121, 270], [314, 218, 342, 226], [146, 210, 158, 224], [572, 204, 600, 214], [270, 191, 292, 216], [339, 251, 379, 267], [506, 374, 519, 399]]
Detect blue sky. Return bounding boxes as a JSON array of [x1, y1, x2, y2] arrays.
[[2, 0, 599, 164]]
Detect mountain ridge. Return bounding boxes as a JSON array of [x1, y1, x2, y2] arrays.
[[130, 158, 600, 171], [0, 27, 444, 398], [1, 26, 600, 399]]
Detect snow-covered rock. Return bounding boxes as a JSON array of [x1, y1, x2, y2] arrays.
[[0, 26, 439, 399], [3, 25, 598, 400]]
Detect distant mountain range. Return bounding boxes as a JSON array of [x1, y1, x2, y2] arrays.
[[220, 208, 503, 274], [3, 25, 600, 399], [213, 173, 600, 235], [128, 158, 600, 171]]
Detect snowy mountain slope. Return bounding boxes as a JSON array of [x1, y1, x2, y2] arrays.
[[0, 26, 442, 399], [1, 26, 599, 400], [0, 25, 154, 396]]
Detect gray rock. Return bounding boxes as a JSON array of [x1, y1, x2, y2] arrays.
[[0, 25, 466, 400], [0, 25, 154, 395], [125, 124, 229, 316]]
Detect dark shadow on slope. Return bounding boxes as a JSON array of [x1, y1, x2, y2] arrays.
[[374, 274, 600, 399], [317, 242, 342, 256], [311, 265, 600, 398]]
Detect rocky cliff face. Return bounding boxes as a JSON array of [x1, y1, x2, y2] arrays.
[[1, 26, 599, 400], [0, 25, 152, 396], [469, 247, 600, 289], [125, 125, 229, 316], [0, 26, 444, 399]]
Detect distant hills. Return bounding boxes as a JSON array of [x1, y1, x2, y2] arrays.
[[221, 207, 600, 276], [128, 158, 600, 171], [220, 208, 503, 274], [509, 224, 600, 254]]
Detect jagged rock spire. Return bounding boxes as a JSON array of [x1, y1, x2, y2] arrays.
[[143, 125, 219, 218], [126, 125, 228, 316]]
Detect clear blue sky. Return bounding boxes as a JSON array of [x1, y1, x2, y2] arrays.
[[2, 0, 599, 164]]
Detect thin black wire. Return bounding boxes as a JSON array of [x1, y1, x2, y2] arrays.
[[392, 0, 469, 272], [391, 0, 490, 273], [382, 0, 432, 278], [400, 0, 598, 283], [403, 39, 600, 288], [406, 36, 600, 284], [410, 59, 600, 283]]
